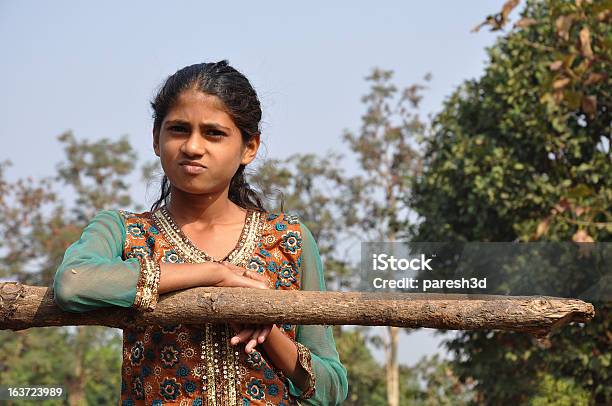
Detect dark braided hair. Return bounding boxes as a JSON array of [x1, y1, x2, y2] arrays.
[[149, 61, 267, 213]]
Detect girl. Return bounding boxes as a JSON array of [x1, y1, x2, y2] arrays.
[[53, 61, 349, 406]]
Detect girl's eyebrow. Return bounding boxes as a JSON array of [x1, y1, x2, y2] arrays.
[[165, 119, 231, 131]]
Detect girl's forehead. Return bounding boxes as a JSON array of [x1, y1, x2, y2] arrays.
[[166, 89, 233, 123]]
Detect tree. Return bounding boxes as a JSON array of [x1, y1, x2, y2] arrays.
[[0, 131, 143, 405], [340, 68, 429, 406], [409, 0, 611, 403]]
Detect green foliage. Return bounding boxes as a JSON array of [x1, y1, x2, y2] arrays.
[[409, 0, 611, 404], [334, 328, 475, 405], [334, 328, 388, 405], [530, 373, 590, 406], [410, 354, 476, 405], [0, 327, 122, 405], [56, 131, 139, 222]]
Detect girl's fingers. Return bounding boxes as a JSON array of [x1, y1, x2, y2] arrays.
[[221, 262, 271, 289], [245, 271, 267, 283], [231, 327, 254, 345], [245, 329, 261, 354], [245, 271, 271, 288], [229, 323, 274, 348], [239, 277, 269, 290], [257, 324, 272, 344]]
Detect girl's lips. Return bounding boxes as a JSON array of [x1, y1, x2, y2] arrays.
[[181, 164, 207, 174]]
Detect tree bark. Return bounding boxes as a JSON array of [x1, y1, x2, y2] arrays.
[[0, 282, 595, 339]]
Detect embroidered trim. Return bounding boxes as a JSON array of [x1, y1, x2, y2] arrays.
[[273, 338, 316, 401], [294, 341, 316, 400], [199, 323, 241, 406], [152, 206, 265, 267], [223, 323, 239, 403], [149, 206, 267, 405], [133, 254, 161, 312], [203, 323, 216, 405]]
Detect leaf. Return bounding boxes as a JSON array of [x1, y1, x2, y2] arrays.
[[553, 77, 571, 90], [567, 184, 594, 198], [472, 0, 520, 32], [562, 53, 577, 68], [582, 95, 597, 118], [583, 72, 608, 86], [555, 15, 575, 41], [539, 91, 552, 104], [501, 0, 520, 20], [564, 91, 583, 110], [574, 58, 592, 76], [579, 27, 594, 59], [472, 15, 498, 33], [535, 217, 550, 238], [549, 60, 563, 71], [572, 229, 594, 243], [553, 197, 572, 213], [596, 9, 611, 21], [514, 17, 537, 28]]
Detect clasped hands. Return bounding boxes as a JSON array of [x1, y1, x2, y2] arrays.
[[217, 261, 275, 354]]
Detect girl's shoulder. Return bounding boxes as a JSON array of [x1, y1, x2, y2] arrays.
[[261, 209, 300, 226], [259, 209, 318, 240], [116, 208, 155, 224]]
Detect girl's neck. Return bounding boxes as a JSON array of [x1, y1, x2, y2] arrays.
[[166, 185, 244, 228]]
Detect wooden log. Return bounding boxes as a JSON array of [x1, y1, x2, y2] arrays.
[[0, 282, 595, 339]]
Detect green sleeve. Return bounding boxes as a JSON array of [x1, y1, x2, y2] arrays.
[[285, 221, 349, 405], [52, 210, 158, 313]]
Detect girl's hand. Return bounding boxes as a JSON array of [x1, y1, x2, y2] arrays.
[[228, 321, 276, 354], [213, 261, 269, 290], [219, 261, 275, 354]]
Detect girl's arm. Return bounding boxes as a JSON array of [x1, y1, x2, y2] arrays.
[[261, 221, 349, 406], [53, 210, 153, 313], [53, 210, 265, 313]]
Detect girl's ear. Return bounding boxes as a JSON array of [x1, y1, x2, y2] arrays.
[[241, 133, 260, 165], [153, 129, 160, 157]]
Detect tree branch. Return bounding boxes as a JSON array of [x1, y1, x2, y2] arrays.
[[0, 282, 595, 339]]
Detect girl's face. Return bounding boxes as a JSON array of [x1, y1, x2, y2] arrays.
[[153, 88, 259, 196]]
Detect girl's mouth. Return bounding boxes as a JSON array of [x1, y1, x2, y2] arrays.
[[181, 164, 207, 174]]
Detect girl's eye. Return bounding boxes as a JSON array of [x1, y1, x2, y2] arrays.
[[206, 129, 225, 137], [167, 126, 225, 137], [169, 126, 188, 133]]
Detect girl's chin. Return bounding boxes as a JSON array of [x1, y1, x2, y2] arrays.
[[170, 180, 224, 196]]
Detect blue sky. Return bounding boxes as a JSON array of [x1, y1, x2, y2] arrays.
[[1, 0, 512, 366]]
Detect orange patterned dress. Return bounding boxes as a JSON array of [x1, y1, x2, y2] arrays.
[[118, 207, 314, 406]]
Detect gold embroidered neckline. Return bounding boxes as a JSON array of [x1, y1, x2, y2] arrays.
[[161, 206, 252, 261], [152, 205, 264, 266]]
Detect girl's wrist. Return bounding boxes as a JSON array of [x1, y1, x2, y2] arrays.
[[199, 261, 227, 287], [261, 324, 278, 348], [260, 325, 313, 396]]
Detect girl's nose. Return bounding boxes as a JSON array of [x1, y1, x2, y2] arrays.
[[180, 131, 206, 156]]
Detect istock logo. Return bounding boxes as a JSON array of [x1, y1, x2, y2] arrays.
[[372, 253, 434, 271]]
